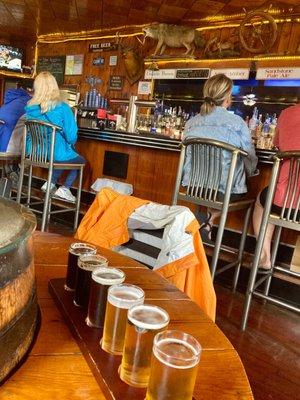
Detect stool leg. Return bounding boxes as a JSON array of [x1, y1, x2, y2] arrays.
[[232, 205, 253, 292], [74, 166, 83, 230], [47, 196, 52, 226], [41, 168, 53, 232], [17, 162, 25, 203], [27, 165, 33, 206], [241, 219, 269, 330], [211, 206, 229, 280]]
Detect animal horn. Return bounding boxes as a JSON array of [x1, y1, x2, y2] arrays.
[[135, 34, 146, 46]]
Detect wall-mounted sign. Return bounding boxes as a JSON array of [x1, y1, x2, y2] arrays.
[[176, 68, 210, 79], [256, 67, 300, 80], [138, 81, 152, 95], [144, 69, 177, 80], [89, 42, 118, 52], [65, 55, 84, 75], [210, 68, 250, 80], [37, 55, 65, 85], [145, 68, 210, 80], [93, 57, 105, 66], [109, 55, 118, 66], [109, 75, 123, 90]]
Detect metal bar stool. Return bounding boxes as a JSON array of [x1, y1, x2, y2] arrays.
[[173, 137, 254, 289], [17, 119, 84, 232], [241, 151, 300, 330]]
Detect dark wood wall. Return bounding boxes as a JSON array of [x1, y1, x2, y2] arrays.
[[36, 20, 300, 100]]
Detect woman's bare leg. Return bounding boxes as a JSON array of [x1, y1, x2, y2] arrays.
[[253, 197, 274, 269]]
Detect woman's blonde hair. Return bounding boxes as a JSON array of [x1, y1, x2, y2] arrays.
[[28, 71, 60, 113], [200, 73, 233, 116]]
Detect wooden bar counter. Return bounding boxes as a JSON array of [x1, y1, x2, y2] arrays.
[[0, 232, 253, 399]]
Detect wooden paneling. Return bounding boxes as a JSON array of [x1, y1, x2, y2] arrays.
[[33, 20, 299, 104], [76, 138, 179, 204], [0, 0, 299, 41]]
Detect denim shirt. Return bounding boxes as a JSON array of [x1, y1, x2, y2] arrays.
[[182, 107, 258, 194]]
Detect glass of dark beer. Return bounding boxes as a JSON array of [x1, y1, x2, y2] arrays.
[[86, 266, 125, 328], [101, 284, 145, 355], [65, 242, 97, 291], [119, 304, 169, 387], [73, 254, 108, 309], [145, 330, 202, 400]]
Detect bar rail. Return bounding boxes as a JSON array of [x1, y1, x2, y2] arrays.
[[78, 128, 277, 163]]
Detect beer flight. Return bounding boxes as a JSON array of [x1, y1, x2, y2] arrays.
[[65, 242, 202, 400]]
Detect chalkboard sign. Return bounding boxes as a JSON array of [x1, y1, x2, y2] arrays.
[[109, 75, 123, 90], [37, 56, 66, 85]]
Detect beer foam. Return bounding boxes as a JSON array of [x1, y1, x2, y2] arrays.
[[69, 242, 97, 256], [153, 338, 200, 369], [128, 304, 169, 330], [108, 284, 144, 309], [78, 255, 108, 271], [92, 267, 125, 285]]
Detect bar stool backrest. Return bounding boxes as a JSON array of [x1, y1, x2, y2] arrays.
[[173, 137, 248, 204], [24, 119, 61, 166], [269, 151, 300, 224]]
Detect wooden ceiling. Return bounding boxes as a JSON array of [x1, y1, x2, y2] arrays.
[[1, 0, 300, 42]]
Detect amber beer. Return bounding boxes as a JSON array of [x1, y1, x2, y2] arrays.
[[146, 330, 201, 400], [101, 284, 145, 355], [65, 242, 97, 291], [119, 304, 169, 387], [86, 267, 125, 328], [73, 254, 108, 308]]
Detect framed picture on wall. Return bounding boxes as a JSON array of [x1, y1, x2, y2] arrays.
[[65, 55, 84, 75]]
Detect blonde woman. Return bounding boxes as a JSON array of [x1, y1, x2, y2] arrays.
[[26, 71, 85, 203], [182, 73, 257, 241]]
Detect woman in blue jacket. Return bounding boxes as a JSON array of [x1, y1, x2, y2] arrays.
[[26, 71, 85, 203]]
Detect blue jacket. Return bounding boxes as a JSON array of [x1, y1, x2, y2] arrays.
[[182, 107, 258, 194], [0, 88, 31, 152], [25, 102, 78, 162]]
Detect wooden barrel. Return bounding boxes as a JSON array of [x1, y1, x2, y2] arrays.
[[0, 198, 37, 383]]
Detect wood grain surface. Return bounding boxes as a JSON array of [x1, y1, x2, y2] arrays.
[[0, 232, 253, 399]]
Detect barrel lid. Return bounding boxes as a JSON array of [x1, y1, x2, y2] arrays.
[[0, 198, 36, 252]]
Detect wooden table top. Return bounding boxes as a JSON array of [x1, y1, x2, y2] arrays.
[[0, 232, 253, 400]]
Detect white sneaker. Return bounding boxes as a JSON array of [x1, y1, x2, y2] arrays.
[[41, 182, 56, 193], [53, 186, 76, 203]]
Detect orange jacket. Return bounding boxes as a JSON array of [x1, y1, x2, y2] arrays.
[[76, 188, 216, 321]]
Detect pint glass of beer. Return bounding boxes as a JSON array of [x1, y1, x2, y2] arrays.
[[86, 267, 125, 328], [65, 242, 97, 291], [101, 284, 145, 355], [73, 254, 108, 309], [119, 304, 169, 387], [146, 330, 201, 400]]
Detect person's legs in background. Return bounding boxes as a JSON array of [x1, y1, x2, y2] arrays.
[[41, 168, 62, 192], [53, 155, 86, 203], [252, 195, 274, 272]]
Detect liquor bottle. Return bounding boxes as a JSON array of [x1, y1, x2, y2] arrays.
[[262, 114, 271, 134], [256, 114, 263, 138], [249, 107, 258, 138]]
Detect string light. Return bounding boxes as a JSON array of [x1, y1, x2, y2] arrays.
[[37, 15, 299, 44], [144, 55, 300, 65], [38, 31, 144, 44]]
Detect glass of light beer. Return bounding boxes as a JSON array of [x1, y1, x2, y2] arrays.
[[119, 304, 169, 387], [86, 267, 125, 328], [65, 242, 97, 291], [101, 284, 145, 355], [146, 330, 201, 400], [73, 254, 108, 309]]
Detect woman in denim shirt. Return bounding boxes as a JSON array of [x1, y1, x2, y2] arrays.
[[182, 73, 258, 240]]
